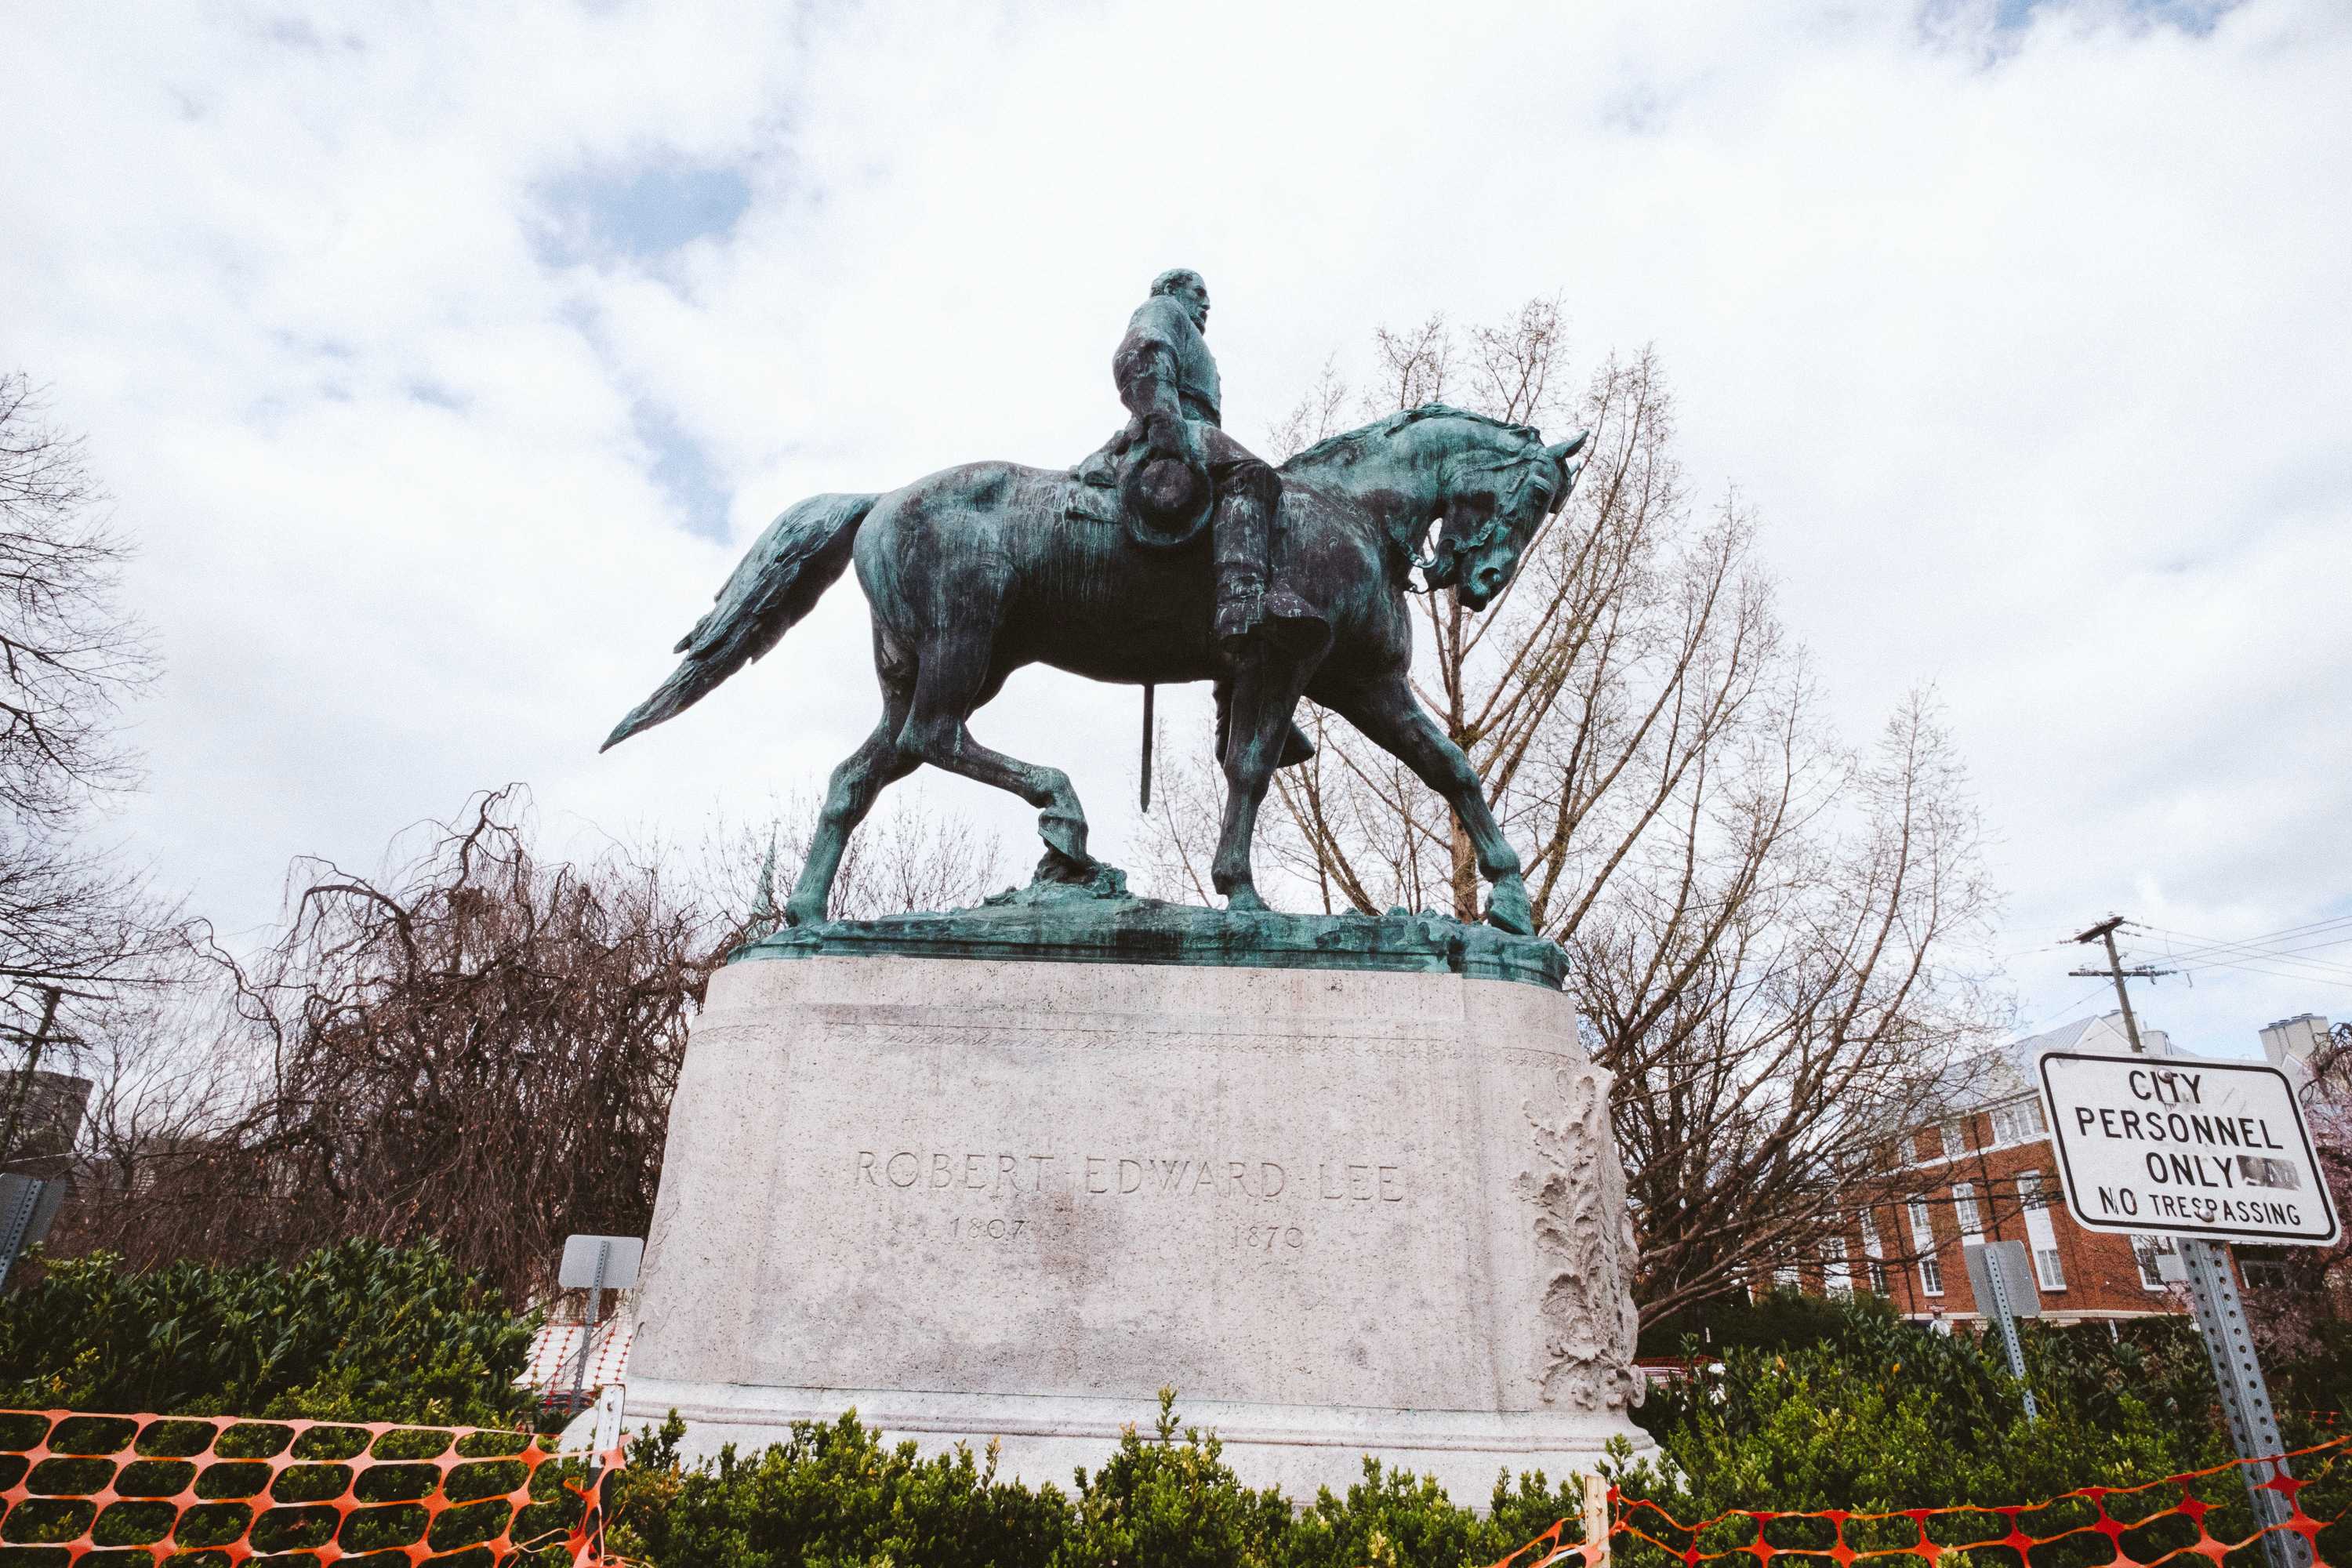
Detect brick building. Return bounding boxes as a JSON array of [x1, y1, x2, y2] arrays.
[[1805, 1013, 2189, 1328]]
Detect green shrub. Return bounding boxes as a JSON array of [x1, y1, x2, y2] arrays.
[[0, 1240, 533, 1427], [1634, 1286, 1868, 1360], [607, 1407, 1074, 1568], [608, 1391, 1602, 1568]]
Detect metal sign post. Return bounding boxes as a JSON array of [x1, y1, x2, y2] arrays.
[[1962, 1240, 2040, 1424], [557, 1234, 644, 1413], [569, 1240, 608, 1412], [0, 1175, 64, 1290], [2179, 1236, 2308, 1568], [2039, 1048, 2329, 1568]]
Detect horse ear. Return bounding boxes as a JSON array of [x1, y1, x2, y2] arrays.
[[1544, 430, 1590, 513]]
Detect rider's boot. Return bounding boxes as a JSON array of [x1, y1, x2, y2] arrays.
[[1212, 459, 1327, 768]]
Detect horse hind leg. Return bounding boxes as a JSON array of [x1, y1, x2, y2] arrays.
[[783, 641, 917, 925], [896, 641, 1093, 879]]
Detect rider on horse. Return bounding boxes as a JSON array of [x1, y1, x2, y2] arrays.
[[1079, 268, 1324, 766], [1112, 269, 1327, 652]]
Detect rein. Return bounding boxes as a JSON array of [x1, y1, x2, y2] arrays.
[[1403, 447, 1546, 593]]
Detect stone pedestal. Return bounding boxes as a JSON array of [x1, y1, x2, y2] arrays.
[[624, 917, 1650, 1501]]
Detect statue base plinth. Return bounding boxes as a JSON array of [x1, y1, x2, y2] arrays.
[[741, 869, 1567, 989], [624, 920, 1648, 1501]]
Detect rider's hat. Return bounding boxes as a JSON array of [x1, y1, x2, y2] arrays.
[[1121, 448, 1214, 550]]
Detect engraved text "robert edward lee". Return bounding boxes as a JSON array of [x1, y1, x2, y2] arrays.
[[856, 1151, 1405, 1203]]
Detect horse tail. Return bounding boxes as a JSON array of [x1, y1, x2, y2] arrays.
[[601, 491, 877, 751]]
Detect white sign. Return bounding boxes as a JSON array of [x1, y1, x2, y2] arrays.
[[1962, 1239, 2042, 1319], [559, 1233, 644, 1290], [2039, 1050, 2340, 1245]]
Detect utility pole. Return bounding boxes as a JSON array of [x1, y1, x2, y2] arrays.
[[2068, 916, 2172, 1054]]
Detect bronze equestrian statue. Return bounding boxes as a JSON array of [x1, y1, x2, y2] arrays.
[[604, 270, 1587, 934]]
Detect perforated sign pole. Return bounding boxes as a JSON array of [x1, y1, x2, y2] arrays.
[[569, 1238, 610, 1412], [2179, 1236, 2308, 1568], [1978, 1251, 2036, 1425]]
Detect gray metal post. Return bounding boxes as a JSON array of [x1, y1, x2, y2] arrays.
[[1977, 1249, 2038, 1425], [568, 1239, 611, 1412], [2180, 1237, 2309, 1568], [0, 1176, 44, 1290]]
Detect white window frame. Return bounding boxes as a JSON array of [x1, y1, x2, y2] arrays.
[[1919, 1254, 1944, 1296], [1989, 1099, 2047, 1146], [1952, 1181, 1983, 1241], [2018, 1170, 2065, 1291], [2034, 1245, 2067, 1291], [1821, 1236, 1852, 1297]]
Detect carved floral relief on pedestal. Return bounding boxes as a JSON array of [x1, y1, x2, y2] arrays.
[[1515, 1065, 1642, 1412]]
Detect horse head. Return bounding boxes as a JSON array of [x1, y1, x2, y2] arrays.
[[1425, 419, 1590, 608]]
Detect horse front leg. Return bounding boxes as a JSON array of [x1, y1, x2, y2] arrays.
[[1211, 653, 1318, 910], [1325, 674, 1534, 935]]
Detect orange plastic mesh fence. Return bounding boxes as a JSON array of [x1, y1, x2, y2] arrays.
[[1480, 1436, 2351, 1568], [0, 1408, 620, 1566]]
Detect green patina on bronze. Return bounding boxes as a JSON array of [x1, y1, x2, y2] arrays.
[[731, 868, 1567, 990], [603, 270, 1589, 940]]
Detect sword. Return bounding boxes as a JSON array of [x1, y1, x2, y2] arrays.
[[1139, 684, 1156, 811]]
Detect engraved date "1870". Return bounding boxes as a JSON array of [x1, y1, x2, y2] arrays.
[[1236, 1224, 1305, 1252]]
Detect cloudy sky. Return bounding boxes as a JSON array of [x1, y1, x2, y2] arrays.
[[5, 0, 2347, 1055]]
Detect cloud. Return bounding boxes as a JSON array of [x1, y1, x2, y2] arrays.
[[2, 0, 2346, 1049]]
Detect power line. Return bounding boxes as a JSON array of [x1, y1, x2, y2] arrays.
[[2167, 937, 2352, 982], [2128, 913, 2352, 971], [2010, 979, 2122, 1040], [2170, 957, 2352, 994]]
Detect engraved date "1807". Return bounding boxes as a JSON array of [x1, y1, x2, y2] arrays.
[[948, 1216, 1027, 1241]]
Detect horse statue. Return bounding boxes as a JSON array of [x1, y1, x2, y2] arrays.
[[602, 405, 1587, 934]]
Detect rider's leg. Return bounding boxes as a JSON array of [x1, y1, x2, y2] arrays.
[[786, 637, 917, 924], [1323, 672, 1534, 935], [1203, 433, 1324, 768], [897, 627, 1092, 876], [1205, 445, 1326, 652], [1210, 454, 1275, 644]]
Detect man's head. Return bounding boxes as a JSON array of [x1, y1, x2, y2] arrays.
[[1150, 268, 1210, 332]]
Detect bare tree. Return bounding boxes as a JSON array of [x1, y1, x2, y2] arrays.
[[60, 789, 721, 1300], [703, 789, 1007, 929], [0, 372, 175, 1171], [1144, 307, 2003, 1319], [56, 786, 1009, 1298]]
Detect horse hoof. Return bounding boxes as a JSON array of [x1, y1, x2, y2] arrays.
[[1484, 877, 1534, 935], [1040, 808, 1091, 866], [1225, 886, 1270, 914], [1033, 844, 1099, 884], [781, 898, 824, 929]]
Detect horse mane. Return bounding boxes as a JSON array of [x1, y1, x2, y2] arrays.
[[1280, 403, 1544, 473]]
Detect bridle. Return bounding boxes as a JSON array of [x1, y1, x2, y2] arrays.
[[1406, 446, 1556, 595]]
